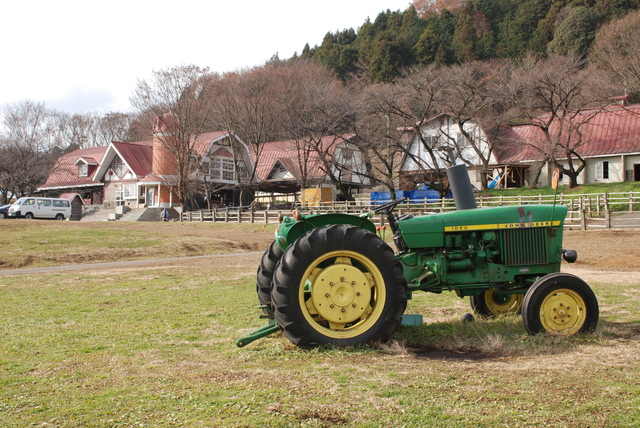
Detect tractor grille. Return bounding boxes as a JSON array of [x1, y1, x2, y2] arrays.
[[499, 228, 549, 266]]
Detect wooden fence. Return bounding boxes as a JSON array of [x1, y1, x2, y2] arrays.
[[181, 191, 640, 230]]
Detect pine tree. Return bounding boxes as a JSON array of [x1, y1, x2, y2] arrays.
[[547, 7, 598, 58]]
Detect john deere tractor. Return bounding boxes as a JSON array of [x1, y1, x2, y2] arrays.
[[238, 166, 599, 348]]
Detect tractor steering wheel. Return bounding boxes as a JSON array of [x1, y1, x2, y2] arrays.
[[371, 197, 407, 215]]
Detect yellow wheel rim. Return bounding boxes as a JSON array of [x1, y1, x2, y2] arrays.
[[299, 250, 386, 339], [485, 289, 524, 315], [539, 288, 587, 335]]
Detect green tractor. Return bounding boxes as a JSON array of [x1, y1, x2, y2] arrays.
[[238, 168, 599, 348]]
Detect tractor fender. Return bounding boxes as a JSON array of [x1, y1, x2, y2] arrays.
[[276, 213, 377, 251]]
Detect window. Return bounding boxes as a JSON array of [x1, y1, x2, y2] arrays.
[[78, 163, 88, 177], [424, 136, 438, 148], [596, 161, 609, 181], [123, 183, 138, 199], [210, 157, 235, 181], [111, 156, 127, 178]]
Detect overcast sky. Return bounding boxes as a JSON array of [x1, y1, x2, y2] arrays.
[[1, 0, 411, 114]]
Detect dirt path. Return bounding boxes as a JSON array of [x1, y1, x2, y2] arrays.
[[2, 227, 638, 284], [0, 251, 264, 276]]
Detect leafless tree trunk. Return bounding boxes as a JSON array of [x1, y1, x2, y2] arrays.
[[438, 61, 506, 190], [280, 61, 356, 199], [497, 55, 618, 188], [0, 101, 62, 199], [208, 64, 286, 205], [351, 82, 414, 198], [130, 65, 218, 208], [372, 65, 451, 197]]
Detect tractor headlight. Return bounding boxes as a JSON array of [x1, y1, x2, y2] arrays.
[[562, 249, 577, 263]]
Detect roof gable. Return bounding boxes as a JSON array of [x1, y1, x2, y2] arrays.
[[39, 146, 108, 190], [92, 141, 153, 181]]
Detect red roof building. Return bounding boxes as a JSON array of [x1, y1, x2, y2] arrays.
[[401, 103, 640, 189], [38, 126, 251, 209], [498, 103, 640, 186], [253, 134, 369, 194]]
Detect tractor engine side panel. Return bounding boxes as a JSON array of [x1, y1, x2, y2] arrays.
[[397, 205, 568, 292]]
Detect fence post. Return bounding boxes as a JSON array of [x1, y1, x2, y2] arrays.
[[250, 208, 255, 223], [580, 208, 587, 230], [630, 191, 634, 212], [605, 209, 611, 229], [225, 207, 229, 223], [213, 207, 217, 223], [264, 211, 268, 224], [238, 207, 242, 223], [567, 199, 572, 219]]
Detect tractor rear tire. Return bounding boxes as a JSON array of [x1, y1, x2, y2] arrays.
[[256, 241, 284, 309], [271, 224, 407, 347], [470, 289, 523, 318], [522, 273, 599, 335]]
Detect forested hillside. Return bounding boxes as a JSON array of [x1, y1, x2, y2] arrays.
[[300, 0, 639, 83]]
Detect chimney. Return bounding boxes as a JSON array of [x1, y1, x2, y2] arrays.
[[152, 112, 179, 176]]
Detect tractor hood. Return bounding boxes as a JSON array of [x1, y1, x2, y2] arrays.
[[398, 205, 568, 249]]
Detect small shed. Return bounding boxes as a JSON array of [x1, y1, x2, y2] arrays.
[[59, 193, 84, 221]]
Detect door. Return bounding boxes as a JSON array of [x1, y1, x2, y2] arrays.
[[146, 187, 156, 207]]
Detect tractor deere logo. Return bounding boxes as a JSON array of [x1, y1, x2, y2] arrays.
[[444, 221, 561, 232]]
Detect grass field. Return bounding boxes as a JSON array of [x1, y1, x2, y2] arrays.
[[1, 221, 639, 427]]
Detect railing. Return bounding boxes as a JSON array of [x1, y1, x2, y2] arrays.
[[181, 191, 640, 230]]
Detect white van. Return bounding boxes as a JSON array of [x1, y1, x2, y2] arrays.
[[8, 197, 72, 220]]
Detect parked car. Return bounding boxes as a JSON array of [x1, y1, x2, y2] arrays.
[[0, 204, 9, 219], [7, 197, 71, 220]]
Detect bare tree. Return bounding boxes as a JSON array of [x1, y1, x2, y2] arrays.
[[209, 64, 287, 205], [379, 65, 451, 197], [98, 112, 136, 144], [0, 101, 62, 200], [437, 61, 506, 190], [281, 62, 357, 199], [497, 55, 617, 188], [351, 82, 413, 199], [591, 11, 640, 98], [130, 65, 217, 208]]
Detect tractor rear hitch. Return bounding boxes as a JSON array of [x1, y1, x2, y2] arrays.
[[235, 306, 280, 347]]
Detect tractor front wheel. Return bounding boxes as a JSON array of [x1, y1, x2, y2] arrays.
[[522, 273, 599, 335], [470, 289, 523, 318], [256, 241, 284, 309], [271, 224, 407, 347]]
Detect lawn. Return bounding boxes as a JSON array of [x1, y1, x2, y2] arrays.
[[1, 221, 639, 427]]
